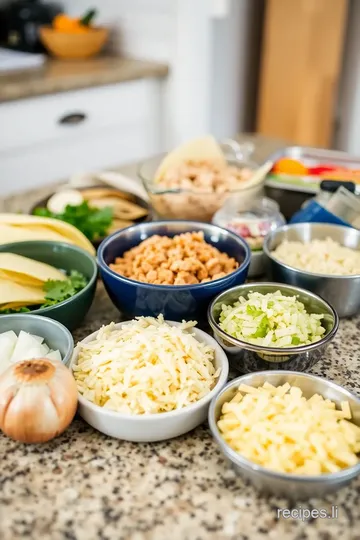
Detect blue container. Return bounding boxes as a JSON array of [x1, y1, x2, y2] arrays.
[[98, 221, 251, 322], [289, 200, 351, 227]]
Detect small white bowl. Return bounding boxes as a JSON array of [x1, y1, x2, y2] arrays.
[[70, 321, 229, 442]]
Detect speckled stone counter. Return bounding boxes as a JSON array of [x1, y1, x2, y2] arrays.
[[0, 56, 168, 103], [1, 139, 360, 540]]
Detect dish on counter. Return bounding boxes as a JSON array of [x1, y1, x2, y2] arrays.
[[40, 9, 108, 60], [212, 195, 285, 277], [209, 371, 360, 498], [208, 283, 338, 373], [0, 252, 88, 314], [218, 290, 326, 348], [70, 317, 229, 441], [31, 186, 151, 246], [0, 313, 74, 367], [0, 241, 97, 330], [263, 223, 360, 318], [109, 231, 239, 285], [265, 146, 360, 194], [0, 329, 62, 375], [0, 213, 95, 255], [272, 237, 360, 276], [97, 220, 251, 321], [139, 136, 264, 221]]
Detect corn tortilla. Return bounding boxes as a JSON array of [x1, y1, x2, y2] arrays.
[[0, 253, 66, 287], [0, 214, 95, 255], [0, 280, 45, 308], [154, 136, 226, 182]]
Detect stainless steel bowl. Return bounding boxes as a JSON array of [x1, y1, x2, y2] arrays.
[[208, 371, 360, 499], [263, 223, 360, 318], [208, 283, 338, 373]]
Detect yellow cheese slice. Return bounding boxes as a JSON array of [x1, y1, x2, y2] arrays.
[[154, 135, 227, 182]]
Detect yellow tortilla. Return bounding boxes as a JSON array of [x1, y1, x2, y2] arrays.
[[0, 223, 69, 244], [0, 280, 45, 308], [154, 135, 227, 182], [0, 270, 43, 288], [0, 253, 66, 287], [0, 214, 95, 255]]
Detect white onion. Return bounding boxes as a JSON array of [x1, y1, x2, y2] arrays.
[[0, 358, 78, 443]]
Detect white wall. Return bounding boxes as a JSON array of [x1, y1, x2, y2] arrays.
[[335, 0, 360, 154], [61, 0, 260, 146], [210, 0, 263, 138], [60, 0, 176, 63]]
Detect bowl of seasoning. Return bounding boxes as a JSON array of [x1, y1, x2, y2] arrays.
[[212, 196, 285, 277]]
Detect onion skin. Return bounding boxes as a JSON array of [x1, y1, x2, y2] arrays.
[[0, 358, 78, 444]]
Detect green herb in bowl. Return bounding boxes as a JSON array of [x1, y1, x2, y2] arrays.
[[219, 290, 326, 348], [34, 201, 113, 242], [42, 270, 88, 307]]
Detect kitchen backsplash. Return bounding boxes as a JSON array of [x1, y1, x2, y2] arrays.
[[60, 0, 175, 62]]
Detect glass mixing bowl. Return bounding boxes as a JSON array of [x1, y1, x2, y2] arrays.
[[138, 140, 264, 222]]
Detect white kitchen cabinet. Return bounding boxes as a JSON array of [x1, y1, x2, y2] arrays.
[[0, 77, 163, 196]]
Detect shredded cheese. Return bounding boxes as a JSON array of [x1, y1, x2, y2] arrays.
[[218, 382, 360, 475], [272, 237, 360, 275], [73, 316, 219, 414]]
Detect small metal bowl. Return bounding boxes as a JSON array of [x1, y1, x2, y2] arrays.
[[208, 283, 339, 373], [208, 371, 360, 499], [263, 222, 360, 318]]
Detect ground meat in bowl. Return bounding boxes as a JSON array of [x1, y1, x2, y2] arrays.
[[109, 231, 239, 285]]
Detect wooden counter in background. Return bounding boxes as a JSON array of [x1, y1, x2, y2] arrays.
[[256, 0, 349, 148], [0, 56, 168, 103]]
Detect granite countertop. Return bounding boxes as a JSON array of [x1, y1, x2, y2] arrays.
[[1, 135, 360, 540], [0, 56, 169, 103]]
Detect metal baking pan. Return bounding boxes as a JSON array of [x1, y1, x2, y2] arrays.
[[264, 146, 360, 220]]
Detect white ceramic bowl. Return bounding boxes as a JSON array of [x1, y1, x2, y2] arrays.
[[70, 321, 229, 442]]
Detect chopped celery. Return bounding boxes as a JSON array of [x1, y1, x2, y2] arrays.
[[219, 290, 326, 348]]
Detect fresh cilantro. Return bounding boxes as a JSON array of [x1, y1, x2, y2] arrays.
[[34, 201, 113, 242], [0, 306, 31, 314], [42, 270, 88, 307]]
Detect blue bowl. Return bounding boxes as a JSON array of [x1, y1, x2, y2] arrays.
[[97, 221, 251, 321]]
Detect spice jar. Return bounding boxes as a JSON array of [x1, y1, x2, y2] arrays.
[[212, 195, 285, 276]]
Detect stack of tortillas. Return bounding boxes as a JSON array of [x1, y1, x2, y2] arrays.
[[0, 214, 95, 255], [0, 253, 67, 310]]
